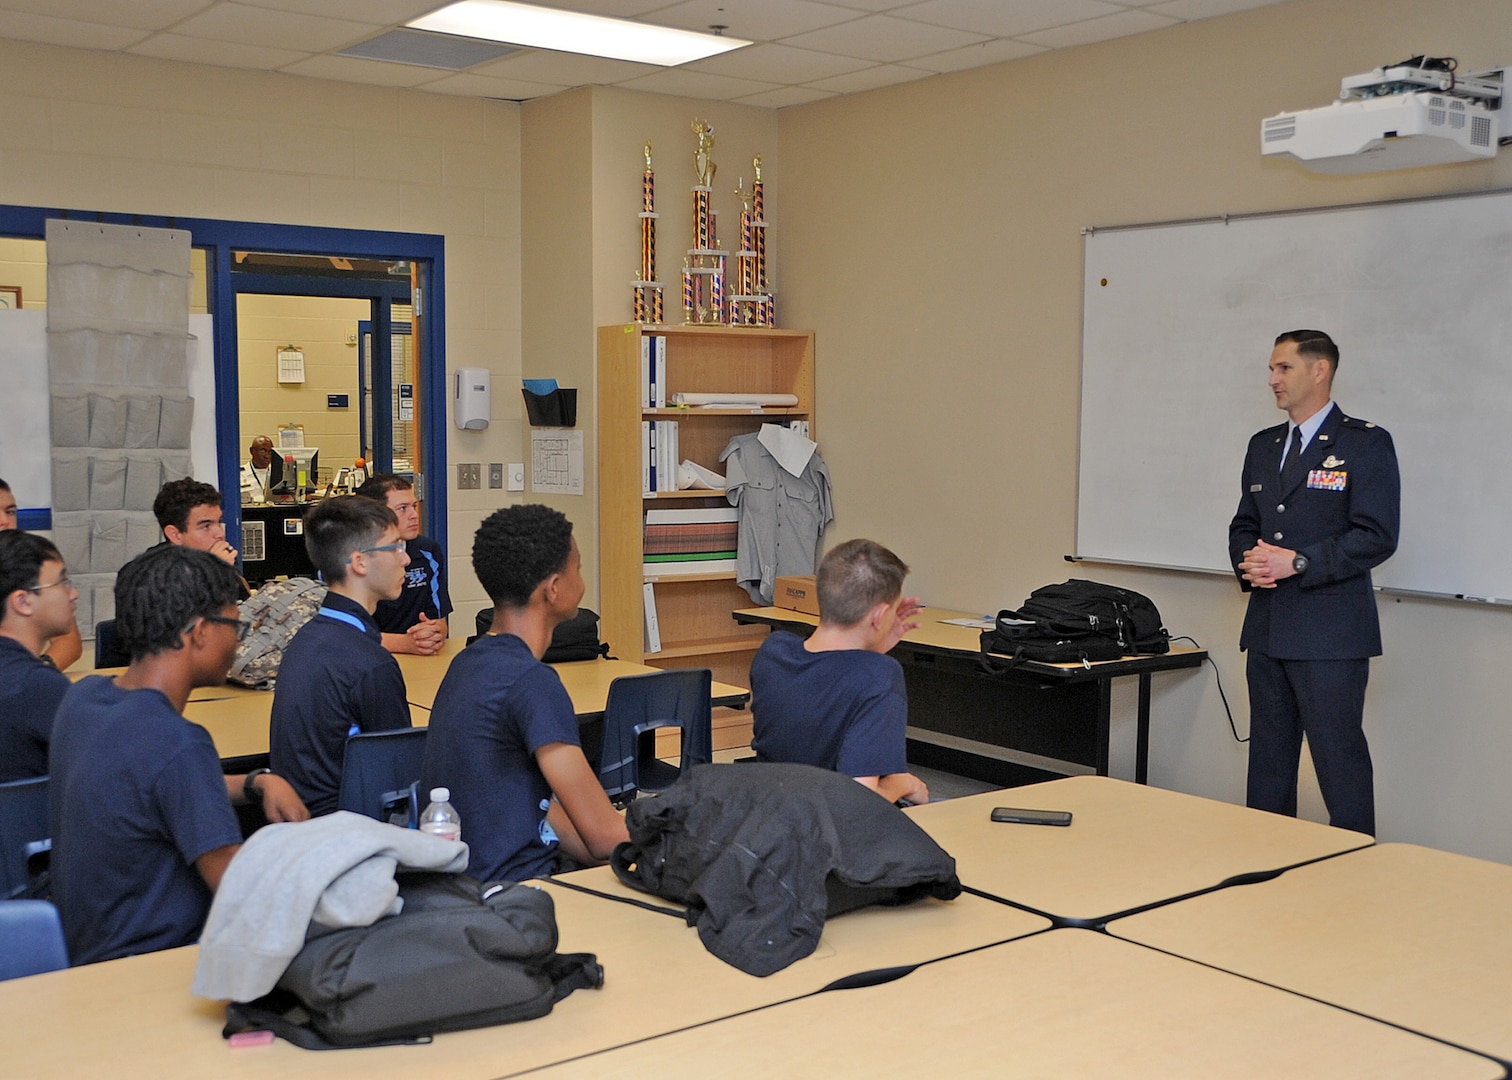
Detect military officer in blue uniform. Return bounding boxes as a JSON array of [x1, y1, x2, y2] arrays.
[[1228, 330, 1400, 836]]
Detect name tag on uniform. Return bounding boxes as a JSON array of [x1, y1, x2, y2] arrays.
[[1249, 484, 1262, 492], [1308, 469, 1347, 491]]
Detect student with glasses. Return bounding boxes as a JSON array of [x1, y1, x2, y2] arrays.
[[0, 476, 84, 671], [49, 545, 308, 965], [0, 531, 79, 780], [270, 496, 414, 815]]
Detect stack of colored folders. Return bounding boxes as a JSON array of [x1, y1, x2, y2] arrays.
[[643, 506, 737, 576]]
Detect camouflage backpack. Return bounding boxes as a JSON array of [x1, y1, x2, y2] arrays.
[[230, 577, 328, 689]]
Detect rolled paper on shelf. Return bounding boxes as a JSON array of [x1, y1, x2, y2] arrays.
[[672, 392, 799, 407]]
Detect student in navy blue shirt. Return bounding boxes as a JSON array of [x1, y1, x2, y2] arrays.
[[0, 476, 82, 671], [49, 546, 308, 965], [356, 473, 452, 656], [422, 505, 627, 881], [0, 531, 78, 781], [270, 496, 413, 815], [750, 539, 931, 805]]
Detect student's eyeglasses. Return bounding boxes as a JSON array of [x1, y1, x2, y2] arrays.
[[26, 576, 72, 594], [352, 542, 406, 559], [202, 614, 252, 641]]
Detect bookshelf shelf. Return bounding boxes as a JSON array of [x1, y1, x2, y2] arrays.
[[599, 323, 815, 688]]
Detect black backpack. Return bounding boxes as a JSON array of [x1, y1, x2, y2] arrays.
[[222, 873, 603, 1050], [470, 607, 611, 662], [980, 579, 1169, 669]]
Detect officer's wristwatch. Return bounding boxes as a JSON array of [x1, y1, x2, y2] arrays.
[[1292, 553, 1309, 575]]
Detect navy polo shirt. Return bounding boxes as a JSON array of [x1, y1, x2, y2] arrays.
[[373, 535, 453, 635], [749, 631, 909, 779], [0, 636, 70, 782], [421, 634, 580, 882], [269, 591, 411, 815], [49, 675, 243, 965]]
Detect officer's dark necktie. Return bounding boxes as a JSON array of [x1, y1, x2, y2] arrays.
[[1279, 426, 1304, 491]]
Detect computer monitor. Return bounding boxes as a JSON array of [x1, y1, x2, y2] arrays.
[[269, 446, 319, 496]]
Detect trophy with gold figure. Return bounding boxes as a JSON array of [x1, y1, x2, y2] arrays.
[[631, 141, 664, 324], [682, 119, 728, 324], [731, 155, 774, 326]]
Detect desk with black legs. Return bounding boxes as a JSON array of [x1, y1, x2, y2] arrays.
[[733, 606, 1205, 786]]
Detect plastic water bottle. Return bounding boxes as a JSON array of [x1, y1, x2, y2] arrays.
[[419, 787, 461, 842]]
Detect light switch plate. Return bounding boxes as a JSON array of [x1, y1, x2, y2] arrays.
[[488, 462, 504, 489], [507, 463, 525, 491], [458, 463, 480, 490]]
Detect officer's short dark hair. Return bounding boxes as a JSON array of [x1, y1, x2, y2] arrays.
[[1276, 329, 1339, 373]]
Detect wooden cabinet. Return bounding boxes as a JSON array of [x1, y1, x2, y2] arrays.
[[597, 324, 815, 687]]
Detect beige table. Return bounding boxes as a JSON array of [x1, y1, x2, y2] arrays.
[[734, 606, 1206, 784], [1110, 842, 1512, 1063], [0, 871, 1046, 1078], [906, 776, 1372, 925], [395, 637, 749, 714], [531, 929, 1500, 1080]]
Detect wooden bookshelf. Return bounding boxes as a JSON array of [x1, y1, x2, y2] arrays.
[[598, 323, 815, 688]]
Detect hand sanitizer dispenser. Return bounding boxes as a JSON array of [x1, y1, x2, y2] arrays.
[[454, 368, 491, 430]]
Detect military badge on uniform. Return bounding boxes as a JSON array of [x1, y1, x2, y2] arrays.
[[1308, 469, 1347, 491], [1321, 455, 1344, 468]]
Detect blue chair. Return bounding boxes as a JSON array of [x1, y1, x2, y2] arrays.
[[94, 619, 129, 669], [337, 728, 428, 826], [598, 668, 712, 804], [0, 900, 68, 980], [0, 776, 49, 900]]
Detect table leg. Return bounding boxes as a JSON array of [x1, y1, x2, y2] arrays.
[[1136, 672, 1152, 785], [1096, 679, 1112, 776]]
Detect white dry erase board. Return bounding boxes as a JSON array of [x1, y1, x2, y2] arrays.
[[1078, 187, 1512, 601]]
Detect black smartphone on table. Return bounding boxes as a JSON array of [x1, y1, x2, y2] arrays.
[[990, 806, 1072, 826]]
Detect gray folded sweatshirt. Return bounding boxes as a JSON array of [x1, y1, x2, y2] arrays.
[[191, 811, 468, 1002]]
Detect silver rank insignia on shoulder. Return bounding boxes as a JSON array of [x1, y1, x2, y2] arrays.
[[1317, 433, 1329, 441], [1321, 455, 1344, 468]]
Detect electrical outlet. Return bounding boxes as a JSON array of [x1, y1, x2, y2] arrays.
[[458, 463, 480, 490], [507, 463, 525, 491], [488, 463, 504, 489]]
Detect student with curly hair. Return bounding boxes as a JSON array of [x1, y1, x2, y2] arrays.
[[49, 545, 308, 965], [422, 505, 627, 881]]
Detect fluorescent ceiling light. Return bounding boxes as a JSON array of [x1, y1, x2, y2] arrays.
[[409, 1, 750, 67]]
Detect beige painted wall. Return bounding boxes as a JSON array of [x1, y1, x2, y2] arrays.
[[777, 0, 1512, 860], [519, 86, 778, 614], [236, 293, 368, 475], [0, 37, 522, 615]]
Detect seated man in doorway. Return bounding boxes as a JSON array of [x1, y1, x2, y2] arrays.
[[749, 538, 931, 806], [240, 435, 276, 504], [0, 531, 78, 781], [49, 545, 307, 965], [421, 505, 627, 881], [270, 496, 412, 815], [355, 473, 451, 656]]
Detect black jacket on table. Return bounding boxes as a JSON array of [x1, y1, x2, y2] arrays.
[[1228, 405, 1400, 660]]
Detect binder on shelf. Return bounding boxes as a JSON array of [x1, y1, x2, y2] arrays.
[[640, 335, 652, 409], [645, 506, 740, 525], [654, 335, 667, 407], [641, 420, 652, 495], [644, 558, 737, 576], [643, 581, 661, 654]]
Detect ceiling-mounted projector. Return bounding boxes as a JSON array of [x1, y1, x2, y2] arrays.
[[1261, 56, 1505, 174]]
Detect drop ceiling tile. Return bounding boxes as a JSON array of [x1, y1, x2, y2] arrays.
[[0, 0, 209, 32], [128, 31, 307, 68], [418, 71, 570, 98], [811, 0, 922, 11], [1146, 0, 1286, 18], [687, 42, 872, 83], [892, 0, 1122, 37], [238, 0, 440, 21], [804, 61, 932, 94], [644, 0, 863, 39], [781, 13, 986, 64], [617, 66, 781, 99], [0, 10, 149, 49], [282, 53, 446, 86], [170, 2, 376, 52], [1018, 8, 1179, 48], [734, 84, 838, 108], [469, 49, 658, 84], [524, 0, 673, 15], [909, 36, 1046, 74]]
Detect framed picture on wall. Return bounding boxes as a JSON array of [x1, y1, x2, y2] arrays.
[[0, 286, 20, 310]]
